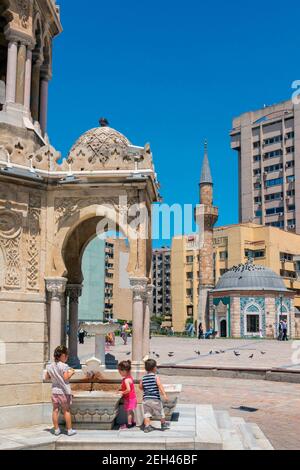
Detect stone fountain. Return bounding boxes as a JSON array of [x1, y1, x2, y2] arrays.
[[69, 321, 122, 430], [80, 321, 119, 375]]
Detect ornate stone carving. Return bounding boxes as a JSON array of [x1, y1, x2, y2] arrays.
[[45, 277, 67, 301], [67, 126, 130, 167], [0, 210, 22, 289], [67, 284, 83, 304], [26, 194, 42, 291], [130, 277, 148, 301], [54, 196, 137, 227], [16, 0, 30, 29]]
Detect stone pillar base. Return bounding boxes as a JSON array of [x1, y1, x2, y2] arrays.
[[131, 361, 145, 380], [1, 102, 27, 127]]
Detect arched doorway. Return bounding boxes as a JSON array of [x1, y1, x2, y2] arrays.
[[220, 319, 227, 338]]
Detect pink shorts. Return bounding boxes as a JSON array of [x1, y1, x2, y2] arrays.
[[124, 398, 137, 412], [52, 394, 72, 412]]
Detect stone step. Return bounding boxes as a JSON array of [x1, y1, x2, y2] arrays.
[[214, 411, 245, 450], [232, 417, 267, 450], [248, 423, 274, 450], [195, 405, 223, 450]]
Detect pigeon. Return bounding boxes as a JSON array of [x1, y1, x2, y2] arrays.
[[195, 351, 201, 356], [215, 351, 220, 354], [209, 351, 213, 355], [249, 354, 254, 359], [126, 352, 131, 356], [261, 351, 266, 355], [156, 354, 160, 358], [234, 351, 241, 357], [220, 351, 225, 354], [168, 353, 174, 357]]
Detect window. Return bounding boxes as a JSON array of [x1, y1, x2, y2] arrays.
[[265, 177, 283, 188], [247, 315, 260, 334], [263, 135, 282, 146], [280, 269, 296, 279], [265, 192, 283, 202], [254, 182, 261, 189], [264, 163, 283, 173], [219, 251, 228, 260], [187, 306, 193, 317], [287, 175, 295, 183], [186, 272, 193, 280], [286, 131, 294, 140], [287, 190, 295, 197], [186, 256, 193, 264], [264, 149, 283, 160], [253, 169, 261, 176], [266, 221, 285, 228], [266, 207, 284, 216], [245, 249, 265, 259], [253, 155, 261, 162], [186, 288, 193, 297], [255, 210, 262, 217], [254, 196, 262, 203], [280, 253, 293, 262], [253, 141, 260, 149], [286, 146, 295, 154], [286, 161, 295, 169], [288, 205, 295, 212]]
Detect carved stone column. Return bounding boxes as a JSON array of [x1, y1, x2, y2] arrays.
[[39, 76, 49, 136], [5, 40, 18, 104], [130, 277, 148, 373], [16, 43, 26, 105], [143, 285, 154, 359], [31, 55, 42, 122], [24, 47, 33, 111], [67, 284, 82, 369], [45, 277, 67, 362], [61, 291, 67, 346]]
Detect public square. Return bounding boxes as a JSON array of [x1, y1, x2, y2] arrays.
[[77, 336, 300, 450]]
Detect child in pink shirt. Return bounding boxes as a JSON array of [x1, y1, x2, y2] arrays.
[[118, 360, 137, 429]]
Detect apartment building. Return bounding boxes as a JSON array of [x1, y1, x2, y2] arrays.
[[152, 247, 171, 318], [104, 238, 132, 322], [231, 100, 300, 233]]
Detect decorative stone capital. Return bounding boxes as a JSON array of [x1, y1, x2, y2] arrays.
[[143, 284, 154, 304], [129, 277, 148, 302], [45, 277, 68, 301], [4, 26, 35, 48], [66, 284, 83, 304]]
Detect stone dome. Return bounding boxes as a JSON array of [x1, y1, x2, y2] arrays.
[[214, 260, 288, 292], [67, 122, 131, 165]]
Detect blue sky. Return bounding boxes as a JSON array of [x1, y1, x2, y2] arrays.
[[48, 0, 300, 247]]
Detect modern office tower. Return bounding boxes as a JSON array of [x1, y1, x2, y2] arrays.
[[152, 247, 171, 318], [231, 100, 300, 233]]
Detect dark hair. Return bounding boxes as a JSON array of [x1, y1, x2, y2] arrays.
[[145, 359, 157, 372], [54, 346, 69, 362], [118, 360, 132, 372]]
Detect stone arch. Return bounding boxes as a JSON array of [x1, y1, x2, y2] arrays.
[[51, 204, 145, 283], [32, 12, 43, 52], [244, 302, 262, 336]]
